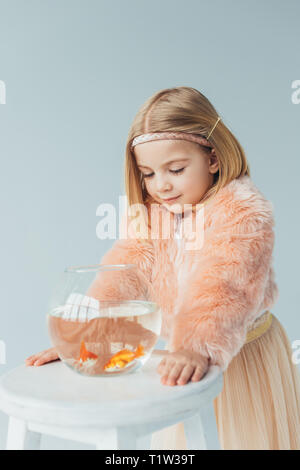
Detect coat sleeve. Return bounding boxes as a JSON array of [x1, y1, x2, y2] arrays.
[[167, 205, 276, 372], [85, 212, 155, 302]]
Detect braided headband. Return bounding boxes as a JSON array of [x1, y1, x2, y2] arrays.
[[131, 116, 221, 149]]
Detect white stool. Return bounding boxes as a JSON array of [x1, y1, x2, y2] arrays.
[[0, 352, 223, 450]]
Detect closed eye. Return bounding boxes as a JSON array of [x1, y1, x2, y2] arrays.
[[143, 168, 185, 178]]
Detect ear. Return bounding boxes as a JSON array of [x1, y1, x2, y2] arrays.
[[208, 148, 219, 174]]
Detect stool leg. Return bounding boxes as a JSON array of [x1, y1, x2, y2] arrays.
[[136, 433, 152, 450], [95, 427, 137, 450], [184, 404, 221, 450], [6, 417, 41, 450]]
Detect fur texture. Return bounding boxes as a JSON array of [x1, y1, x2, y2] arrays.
[[90, 175, 279, 372]]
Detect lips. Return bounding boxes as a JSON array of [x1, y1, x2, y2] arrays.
[[162, 196, 180, 202]]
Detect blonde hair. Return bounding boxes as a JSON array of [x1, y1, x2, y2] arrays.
[[124, 86, 250, 240]]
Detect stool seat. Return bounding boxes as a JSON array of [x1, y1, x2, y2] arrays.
[[0, 353, 223, 450]]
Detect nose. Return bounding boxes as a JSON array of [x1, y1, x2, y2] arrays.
[[155, 174, 172, 192]]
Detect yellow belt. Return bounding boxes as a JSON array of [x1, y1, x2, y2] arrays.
[[245, 310, 273, 345]]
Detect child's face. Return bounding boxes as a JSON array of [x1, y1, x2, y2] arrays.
[[134, 139, 219, 214]]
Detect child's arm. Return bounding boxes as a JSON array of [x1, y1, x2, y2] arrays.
[[85, 212, 154, 301], [167, 201, 278, 373]]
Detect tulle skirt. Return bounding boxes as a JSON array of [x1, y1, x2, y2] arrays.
[[150, 314, 300, 450]]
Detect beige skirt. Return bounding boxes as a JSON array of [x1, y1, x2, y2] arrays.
[[150, 314, 300, 450]]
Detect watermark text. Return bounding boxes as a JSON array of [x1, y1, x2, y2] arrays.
[[291, 80, 300, 104], [0, 340, 6, 365], [292, 339, 300, 365], [0, 80, 6, 104], [95, 196, 205, 251]]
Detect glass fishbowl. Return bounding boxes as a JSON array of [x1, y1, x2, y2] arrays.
[[47, 264, 161, 377]]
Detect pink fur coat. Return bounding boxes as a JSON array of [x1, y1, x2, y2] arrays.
[[88, 175, 279, 372]]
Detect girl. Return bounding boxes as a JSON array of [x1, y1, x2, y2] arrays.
[[25, 86, 300, 450]]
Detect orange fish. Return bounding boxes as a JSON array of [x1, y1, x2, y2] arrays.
[[104, 344, 145, 370], [77, 340, 98, 364]]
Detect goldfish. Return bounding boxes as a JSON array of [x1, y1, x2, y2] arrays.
[[103, 344, 145, 370], [77, 340, 98, 366]]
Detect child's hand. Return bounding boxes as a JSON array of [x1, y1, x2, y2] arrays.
[[156, 349, 209, 386], [25, 347, 60, 367]]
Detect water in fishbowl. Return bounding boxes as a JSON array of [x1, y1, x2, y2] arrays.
[[47, 297, 162, 377]]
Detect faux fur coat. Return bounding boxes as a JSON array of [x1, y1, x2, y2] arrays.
[[88, 175, 279, 372]]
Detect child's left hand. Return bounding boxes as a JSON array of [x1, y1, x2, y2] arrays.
[[156, 349, 209, 386]]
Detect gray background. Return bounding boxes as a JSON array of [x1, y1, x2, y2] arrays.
[[0, 0, 299, 450]]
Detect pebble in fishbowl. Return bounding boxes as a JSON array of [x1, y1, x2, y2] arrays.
[[46, 264, 162, 377]]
